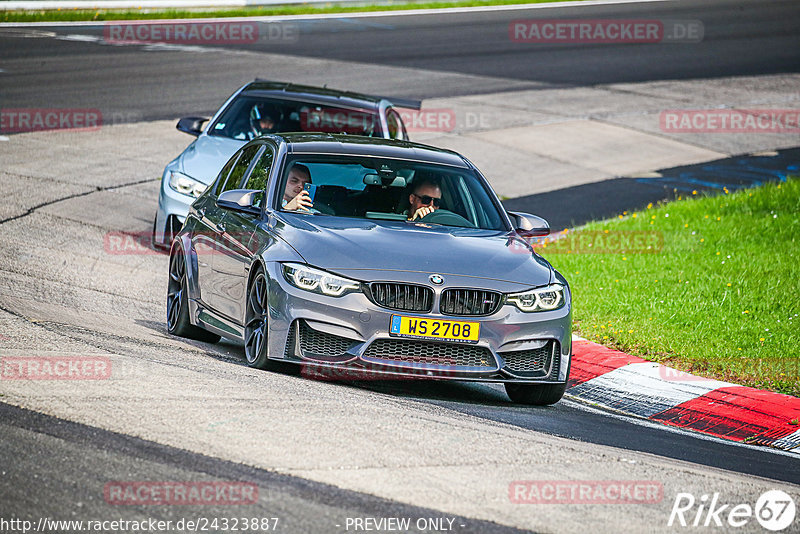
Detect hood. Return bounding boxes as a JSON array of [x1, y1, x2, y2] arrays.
[[179, 135, 245, 184], [273, 215, 554, 287]]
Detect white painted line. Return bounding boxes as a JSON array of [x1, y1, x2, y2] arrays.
[[0, 136, 10, 141], [568, 361, 734, 418], [0, 0, 673, 26]]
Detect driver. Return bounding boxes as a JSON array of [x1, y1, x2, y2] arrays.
[[249, 103, 282, 138], [407, 178, 442, 221]]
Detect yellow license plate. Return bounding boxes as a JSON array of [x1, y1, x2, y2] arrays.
[[389, 315, 480, 344]]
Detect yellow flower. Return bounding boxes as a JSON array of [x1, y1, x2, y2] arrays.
[[700, 238, 704, 242], [632, 213, 637, 218], [647, 203, 653, 209], [692, 190, 698, 195], [727, 283, 732, 287], [628, 329, 634, 333], [603, 336, 609, 340], [604, 229, 609, 233], [760, 337, 765, 342], [705, 215, 709, 218], [716, 252, 721, 255], [651, 215, 656, 220], [744, 310, 749, 314], [622, 257, 627, 260], [684, 224, 689, 228]]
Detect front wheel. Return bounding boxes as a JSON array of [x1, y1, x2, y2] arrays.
[[167, 249, 220, 343], [243, 267, 295, 373], [505, 382, 567, 406]]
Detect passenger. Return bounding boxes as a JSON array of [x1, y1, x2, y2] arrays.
[[406, 178, 442, 221], [283, 164, 314, 212]]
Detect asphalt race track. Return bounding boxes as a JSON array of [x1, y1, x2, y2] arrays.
[[1, 0, 799, 532]]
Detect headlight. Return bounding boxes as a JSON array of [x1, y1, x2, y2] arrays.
[[282, 263, 361, 297], [507, 284, 565, 312], [168, 171, 206, 198]]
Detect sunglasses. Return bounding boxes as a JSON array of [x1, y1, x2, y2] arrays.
[[413, 194, 442, 207]]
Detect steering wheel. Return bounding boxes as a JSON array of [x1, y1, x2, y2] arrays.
[[417, 209, 476, 228]]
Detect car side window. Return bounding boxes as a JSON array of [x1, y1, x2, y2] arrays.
[[244, 146, 274, 208], [220, 145, 260, 194], [213, 152, 241, 196]]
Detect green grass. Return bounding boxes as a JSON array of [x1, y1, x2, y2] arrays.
[[1, 0, 577, 23], [542, 178, 800, 397]]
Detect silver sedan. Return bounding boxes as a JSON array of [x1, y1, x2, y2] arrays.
[[167, 133, 572, 405]]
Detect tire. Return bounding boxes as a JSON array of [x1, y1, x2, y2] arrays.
[[167, 249, 221, 343], [243, 266, 295, 372], [505, 382, 567, 406]]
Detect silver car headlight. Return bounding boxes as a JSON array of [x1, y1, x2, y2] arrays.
[[507, 284, 565, 312], [282, 263, 361, 297], [168, 171, 206, 198]]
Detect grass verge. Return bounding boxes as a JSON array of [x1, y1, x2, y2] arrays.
[[542, 178, 800, 397], [1, 0, 577, 23]]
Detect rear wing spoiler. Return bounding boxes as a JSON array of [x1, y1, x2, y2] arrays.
[[378, 96, 422, 110], [252, 79, 422, 110]]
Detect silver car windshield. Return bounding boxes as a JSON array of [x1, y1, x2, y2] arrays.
[[208, 96, 383, 140], [278, 156, 508, 231]]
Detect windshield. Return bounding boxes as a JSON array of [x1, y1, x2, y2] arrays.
[[208, 94, 383, 140], [277, 156, 508, 231]]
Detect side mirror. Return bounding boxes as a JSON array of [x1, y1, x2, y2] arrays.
[[217, 189, 262, 215], [508, 211, 550, 237], [176, 116, 208, 137]]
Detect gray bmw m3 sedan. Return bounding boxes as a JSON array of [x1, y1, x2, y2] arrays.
[[167, 133, 572, 405]]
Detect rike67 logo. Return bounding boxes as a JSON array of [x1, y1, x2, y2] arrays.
[[668, 490, 796, 531]]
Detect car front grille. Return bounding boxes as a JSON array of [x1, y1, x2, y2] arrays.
[[501, 340, 560, 378], [369, 282, 433, 312], [363, 339, 495, 368], [440, 288, 503, 316], [298, 320, 357, 357]]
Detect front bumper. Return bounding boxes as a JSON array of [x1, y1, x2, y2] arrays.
[[264, 263, 571, 384]]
